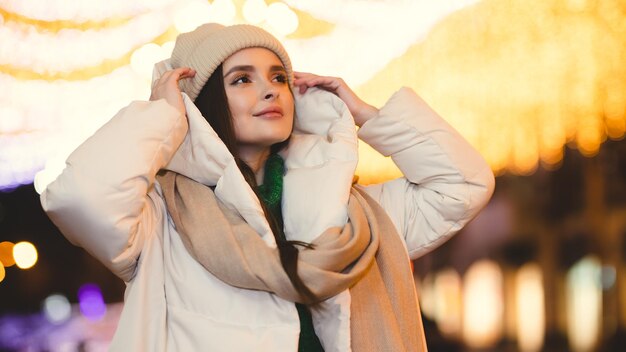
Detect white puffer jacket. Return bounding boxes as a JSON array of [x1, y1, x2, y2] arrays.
[[41, 75, 494, 351]]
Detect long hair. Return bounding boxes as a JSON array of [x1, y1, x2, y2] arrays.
[[194, 64, 315, 301]]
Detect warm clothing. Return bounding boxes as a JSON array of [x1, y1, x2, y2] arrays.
[[254, 154, 323, 351], [156, 170, 395, 303], [158, 170, 426, 351], [171, 24, 293, 102], [41, 75, 494, 350]]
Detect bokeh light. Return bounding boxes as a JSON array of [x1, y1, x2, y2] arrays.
[[0, 261, 5, 283], [433, 268, 462, 337], [265, 2, 298, 37], [130, 43, 169, 79], [515, 263, 545, 352], [43, 294, 72, 324], [0, 241, 15, 267], [210, 0, 236, 25], [242, 0, 268, 24], [462, 259, 504, 348], [13, 241, 37, 269], [77, 283, 106, 321], [173, 0, 212, 33], [566, 255, 602, 352]]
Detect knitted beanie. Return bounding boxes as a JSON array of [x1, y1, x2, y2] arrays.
[[171, 23, 293, 102]]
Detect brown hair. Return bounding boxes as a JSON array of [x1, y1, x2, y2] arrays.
[[194, 64, 315, 301]]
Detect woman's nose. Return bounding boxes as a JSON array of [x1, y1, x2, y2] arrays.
[[262, 84, 279, 101]]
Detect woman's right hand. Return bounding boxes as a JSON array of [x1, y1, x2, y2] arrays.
[[149, 67, 196, 115], [293, 72, 378, 127]]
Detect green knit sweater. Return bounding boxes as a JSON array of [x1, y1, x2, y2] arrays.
[[257, 154, 324, 352]]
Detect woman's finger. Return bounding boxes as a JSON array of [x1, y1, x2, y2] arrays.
[[295, 73, 338, 86], [293, 72, 348, 97], [158, 67, 195, 85], [294, 72, 325, 85], [176, 67, 196, 78], [295, 77, 340, 93], [171, 68, 196, 82], [294, 71, 312, 79]]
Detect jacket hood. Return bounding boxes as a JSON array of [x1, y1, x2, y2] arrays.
[[152, 59, 359, 247]]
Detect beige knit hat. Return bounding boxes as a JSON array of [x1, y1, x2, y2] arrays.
[[171, 23, 293, 102]]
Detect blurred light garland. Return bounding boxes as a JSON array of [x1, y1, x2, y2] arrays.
[[4, 0, 621, 191], [358, 0, 626, 175], [0, 0, 181, 191], [0, 13, 175, 77], [0, 0, 336, 192], [1, 0, 480, 191], [0, 0, 178, 21]]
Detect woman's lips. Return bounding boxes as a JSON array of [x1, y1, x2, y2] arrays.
[[254, 106, 283, 119]]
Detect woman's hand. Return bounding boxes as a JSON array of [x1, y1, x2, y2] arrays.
[[293, 72, 378, 127], [150, 67, 196, 116]]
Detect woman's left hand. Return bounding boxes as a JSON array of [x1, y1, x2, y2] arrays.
[[294, 72, 378, 127]]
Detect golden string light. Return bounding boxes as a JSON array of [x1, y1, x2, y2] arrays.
[[357, 0, 626, 176], [2, 0, 624, 191], [0, 6, 131, 33], [0, 1, 180, 190], [0, 13, 177, 80], [0, 0, 344, 198]]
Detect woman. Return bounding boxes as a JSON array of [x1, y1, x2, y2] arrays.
[[41, 23, 494, 351]]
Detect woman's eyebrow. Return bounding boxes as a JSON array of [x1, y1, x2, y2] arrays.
[[223, 65, 286, 77], [269, 65, 286, 73], [224, 65, 253, 77]]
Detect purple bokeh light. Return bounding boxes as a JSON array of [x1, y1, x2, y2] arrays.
[[77, 283, 106, 321]]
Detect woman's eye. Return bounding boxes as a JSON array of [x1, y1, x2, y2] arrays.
[[273, 74, 288, 83], [232, 75, 251, 85]]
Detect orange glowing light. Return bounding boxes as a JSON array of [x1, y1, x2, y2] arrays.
[[0, 242, 15, 267]]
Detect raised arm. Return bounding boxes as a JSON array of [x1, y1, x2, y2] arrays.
[[293, 73, 494, 260], [41, 68, 194, 281], [357, 88, 495, 259]]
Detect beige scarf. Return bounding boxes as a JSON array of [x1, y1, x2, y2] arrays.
[[157, 171, 427, 352]]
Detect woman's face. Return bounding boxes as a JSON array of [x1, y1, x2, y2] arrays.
[[222, 47, 294, 149]]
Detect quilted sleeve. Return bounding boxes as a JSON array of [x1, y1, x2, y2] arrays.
[[40, 99, 187, 281], [358, 88, 495, 259]]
